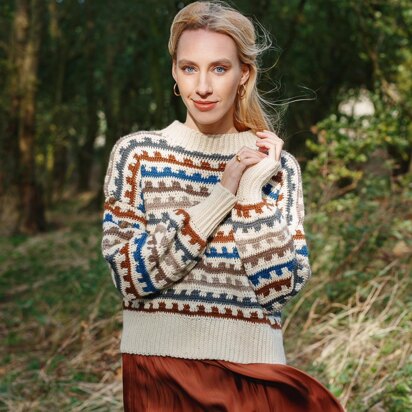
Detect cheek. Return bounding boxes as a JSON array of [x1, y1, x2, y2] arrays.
[[220, 78, 239, 100], [185, 80, 203, 97]]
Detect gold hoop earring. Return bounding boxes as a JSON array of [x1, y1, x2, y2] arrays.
[[238, 83, 246, 99], [173, 83, 181, 96]]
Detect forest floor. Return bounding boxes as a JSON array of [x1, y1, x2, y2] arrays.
[[0, 190, 411, 412]]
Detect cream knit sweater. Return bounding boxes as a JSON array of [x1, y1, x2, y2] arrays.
[[101, 120, 311, 364]]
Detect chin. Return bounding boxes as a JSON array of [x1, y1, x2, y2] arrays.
[[188, 111, 228, 126]]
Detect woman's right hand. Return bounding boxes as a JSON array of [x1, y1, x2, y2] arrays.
[[220, 146, 269, 195]]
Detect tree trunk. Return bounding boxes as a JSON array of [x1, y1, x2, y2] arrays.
[[77, 1, 98, 192], [48, 0, 68, 204], [14, 0, 46, 234]]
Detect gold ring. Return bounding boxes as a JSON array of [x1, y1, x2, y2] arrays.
[[236, 154, 241, 162]]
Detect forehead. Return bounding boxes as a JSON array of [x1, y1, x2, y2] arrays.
[[176, 29, 239, 62]]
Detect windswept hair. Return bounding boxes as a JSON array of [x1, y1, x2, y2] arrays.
[[168, 0, 281, 133]]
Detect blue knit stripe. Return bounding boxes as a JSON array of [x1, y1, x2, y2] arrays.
[[248, 258, 297, 286], [103, 211, 145, 230], [159, 289, 261, 309], [205, 246, 239, 259], [141, 164, 220, 184], [263, 183, 280, 201], [133, 233, 159, 294], [297, 245, 309, 256]]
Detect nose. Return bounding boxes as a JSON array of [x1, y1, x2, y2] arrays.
[[196, 72, 212, 96]]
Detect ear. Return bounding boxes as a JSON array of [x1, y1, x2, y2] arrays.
[[240, 63, 250, 85], [172, 60, 177, 82]]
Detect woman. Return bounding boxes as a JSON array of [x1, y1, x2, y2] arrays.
[[102, 1, 345, 411]]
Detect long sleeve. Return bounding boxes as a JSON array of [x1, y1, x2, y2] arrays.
[[101, 136, 237, 300], [231, 151, 311, 316]]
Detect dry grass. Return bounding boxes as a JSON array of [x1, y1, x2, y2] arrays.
[[285, 271, 411, 411], [1, 192, 411, 411]]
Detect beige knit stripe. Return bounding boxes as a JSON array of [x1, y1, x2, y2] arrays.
[[145, 198, 194, 211], [233, 228, 288, 245], [152, 220, 205, 285], [193, 259, 240, 275], [154, 244, 185, 284], [180, 277, 252, 293], [143, 180, 210, 197], [103, 227, 134, 241], [242, 251, 294, 270], [185, 271, 248, 287], [236, 233, 290, 254], [238, 238, 295, 263]]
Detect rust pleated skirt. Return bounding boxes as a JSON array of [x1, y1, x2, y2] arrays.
[[122, 353, 345, 412]]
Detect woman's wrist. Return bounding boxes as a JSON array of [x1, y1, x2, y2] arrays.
[[236, 157, 281, 204], [219, 177, 240, 196]]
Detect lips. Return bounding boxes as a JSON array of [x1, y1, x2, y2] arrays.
[[193, 100, 218, 111]]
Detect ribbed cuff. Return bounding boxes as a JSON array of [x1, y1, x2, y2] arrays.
[[187, 182, 237, 238], [237, 157, 281, 204]]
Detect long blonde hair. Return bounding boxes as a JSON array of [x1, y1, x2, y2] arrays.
[[168, 0, 277, 133]]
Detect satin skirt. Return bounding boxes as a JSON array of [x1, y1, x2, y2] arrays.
[[122, 353, 345, 412]]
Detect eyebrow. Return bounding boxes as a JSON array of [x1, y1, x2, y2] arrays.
[[177, 58, 233, 66]]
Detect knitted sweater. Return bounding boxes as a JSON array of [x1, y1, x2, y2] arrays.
[[101, 120, 311, 364]]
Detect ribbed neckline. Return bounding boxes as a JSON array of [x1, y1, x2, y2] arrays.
[[161, 120, 258, 154]]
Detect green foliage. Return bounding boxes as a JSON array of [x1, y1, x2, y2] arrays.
[[1, 0, 411, 410], [306, 89, 409, 201], [288, 80, 412, 411]]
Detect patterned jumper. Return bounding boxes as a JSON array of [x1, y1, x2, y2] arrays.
[[101, 120, 311, 364]]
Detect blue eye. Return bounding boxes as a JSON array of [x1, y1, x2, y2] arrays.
[[215, 66, 227, 73], [183, 66, 195, 73]]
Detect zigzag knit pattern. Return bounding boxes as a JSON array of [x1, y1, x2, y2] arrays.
[[101, 120, 311, 364]]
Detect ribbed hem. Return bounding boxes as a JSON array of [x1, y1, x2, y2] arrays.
[[120, 310, 287, 364], [237, 156, 281, 204], [187, 182, 237, 238]]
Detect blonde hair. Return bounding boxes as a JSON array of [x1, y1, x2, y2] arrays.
[[168, 0, 278, 133]]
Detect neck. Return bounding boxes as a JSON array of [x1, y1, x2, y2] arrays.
[[184, 111, 238, 135], [161, 120, 257, 154]]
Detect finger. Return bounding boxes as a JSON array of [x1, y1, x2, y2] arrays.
[[255, 140, 275, 148], [256, 130, 280, 139], [241, 148, 268, 157], [234, 152, 267, 166], [238, 152, 267, 161], [255, 140, 274, 155], [243, 158, 266, 169], [256, 131, 283, 144], [256, 133, 284, 161]]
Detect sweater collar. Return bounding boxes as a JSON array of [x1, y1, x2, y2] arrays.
[[160, 120, 258, 154]]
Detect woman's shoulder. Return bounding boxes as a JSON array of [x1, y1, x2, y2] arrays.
[[108, 124, 173, 160], [278, 149, 303, 184], [112, 128, 164, 151], [280, 149, 301, 169]]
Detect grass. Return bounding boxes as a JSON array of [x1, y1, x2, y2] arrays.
[[0, 203, 122, 411], [0, 187, 411, 411]]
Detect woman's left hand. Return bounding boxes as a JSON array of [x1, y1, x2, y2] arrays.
[[236, 130, 284, 203], [255, 130, 284, 162]]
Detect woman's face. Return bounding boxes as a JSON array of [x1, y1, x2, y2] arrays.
[[172, 28, 249, 134]]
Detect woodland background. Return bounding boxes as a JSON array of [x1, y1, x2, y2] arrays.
[[0, 0, 411, 411]]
